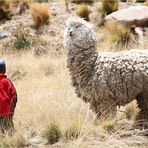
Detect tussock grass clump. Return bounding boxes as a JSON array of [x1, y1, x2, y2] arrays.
[[0, 134, 27, 147], [99, 0, 118, 16], [30, 3, 50, 28], [124, 101, 139, 121], [0, 0, 13, 20], [100, 119, 117, 133], [104, 21, 134, 48], [64, 126, 80, 140], [71, 0, 94, 4], [75, 4, 90, 21], [42, 124, 62, 145]]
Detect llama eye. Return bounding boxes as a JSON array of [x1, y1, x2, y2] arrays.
[[76, 25, 81, 28]]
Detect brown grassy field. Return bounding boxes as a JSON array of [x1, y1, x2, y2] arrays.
[[0, 0, 148, 147]]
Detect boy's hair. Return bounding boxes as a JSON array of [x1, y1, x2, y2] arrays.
[[0, 60, 6, 74]]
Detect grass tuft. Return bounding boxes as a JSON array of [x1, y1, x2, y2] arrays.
[[30, 3, 50, 28], [64, 126, 80, 140], [75, 4, 90, 21], [98, 0, 118, 16], [0, 134, 27, 147], [42, 123, 62, 145], [104, 21, 134, 48]]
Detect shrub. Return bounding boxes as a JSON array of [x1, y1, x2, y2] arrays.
[[0, 1, 13, 20], [71, 0, 94, 4], [75, 4, 90, 21], [42, 124, 62, 145], [30, 3, 50, 28], [99, 0, 119, 16], [104, 21, 134, 48]]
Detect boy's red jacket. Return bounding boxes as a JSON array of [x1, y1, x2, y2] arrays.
[[0, 75, 17, 117]]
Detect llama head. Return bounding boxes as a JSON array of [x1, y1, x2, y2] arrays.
[[64, 16, 97, 51]]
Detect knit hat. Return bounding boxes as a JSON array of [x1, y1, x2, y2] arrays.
[[0, 60, 6, 74]]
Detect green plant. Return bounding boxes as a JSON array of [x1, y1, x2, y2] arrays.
[[42, 124, 62, 145], [12, 24, 31, 50], [75, 4, 90, 21], [14, 38, 30, 50]]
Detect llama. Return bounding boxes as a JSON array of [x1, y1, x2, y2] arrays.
[[64, 16, 148, 127]]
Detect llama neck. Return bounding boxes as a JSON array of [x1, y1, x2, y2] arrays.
[[67, 47, 97, 88]]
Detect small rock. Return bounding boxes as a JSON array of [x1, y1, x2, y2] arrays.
[[0, 32, 10, 39]]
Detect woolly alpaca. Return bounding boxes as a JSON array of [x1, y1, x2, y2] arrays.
[[64, 16, 148, 126]]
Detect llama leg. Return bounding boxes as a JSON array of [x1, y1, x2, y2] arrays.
[[136, 91, 148, 129]]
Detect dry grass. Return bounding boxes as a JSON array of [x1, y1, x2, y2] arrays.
[[0, 1, 148, 147], [64, 0, 70, 11], [99, 21, 136, 51], [98, 0, 119, 16], [30, 3, 50, 28], [75, 4, 90, 21], [0, 52, 147, 147]]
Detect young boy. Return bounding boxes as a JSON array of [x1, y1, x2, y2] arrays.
[[0, 60, 17, 134]]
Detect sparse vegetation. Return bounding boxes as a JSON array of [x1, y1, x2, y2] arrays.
[[75, 4, 90, 21], [30, 3, 50, 28]]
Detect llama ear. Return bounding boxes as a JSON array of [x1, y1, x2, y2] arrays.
[[66, 15, 79, 26]]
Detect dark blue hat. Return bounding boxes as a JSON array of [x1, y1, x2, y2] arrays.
[[0, 60, 6, 74]]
